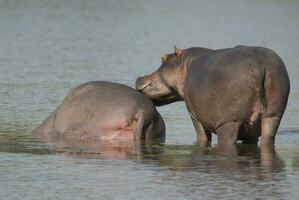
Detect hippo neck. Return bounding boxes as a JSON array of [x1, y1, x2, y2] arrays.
[[176, 47, 214, 100]]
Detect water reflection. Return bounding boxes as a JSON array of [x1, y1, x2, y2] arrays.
[[49, 138, 165, 160], [0, 132, 54, 155], [150, 144, 285, 179], [292, 153, 299, 168], [1, 132, 285, 173], [29, 132, 285, 181], [0, 131, 296, 199], [52, 139, 286, 184]]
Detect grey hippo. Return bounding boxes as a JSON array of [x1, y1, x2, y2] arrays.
[[34, 81, 165, 142], [136, 45, 290, 147]]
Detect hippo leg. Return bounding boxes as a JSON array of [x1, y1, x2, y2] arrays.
[[134, 110, 145, 141], [216, 143, 238, 157], [259, 63, 289, 146], [260, 141, 276, 167], [191, 119, 211, 146], [216, 121, 241, 145], [260, 116, 281, 146]]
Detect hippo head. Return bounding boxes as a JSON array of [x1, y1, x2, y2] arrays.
[[136, 47, 187, 106]]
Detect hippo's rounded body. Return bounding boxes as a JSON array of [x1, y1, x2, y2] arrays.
[[34, 81, 165, 142], [136, 46, 290, 147]]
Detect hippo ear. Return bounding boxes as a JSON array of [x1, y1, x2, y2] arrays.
[[161, 54, 168, 62], [174, 46, 183, 56]]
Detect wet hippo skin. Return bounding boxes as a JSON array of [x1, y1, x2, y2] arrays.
[[34, 81, 165, 142], [136, 45, 290, 147]]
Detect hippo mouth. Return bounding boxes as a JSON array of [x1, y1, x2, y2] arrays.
[[136, 82, 151, 92]]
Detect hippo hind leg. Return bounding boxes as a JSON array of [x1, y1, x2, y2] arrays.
[[261, 116, 281, 146], [134, 110, 158, 142], [260, 64, 289, 146]]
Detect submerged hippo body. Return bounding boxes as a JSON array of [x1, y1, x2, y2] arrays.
[[136, 46, 290, 146], [34, 81, 165, 142]]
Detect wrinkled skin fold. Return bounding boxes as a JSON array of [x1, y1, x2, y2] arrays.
[[136, 45, 290, 147]]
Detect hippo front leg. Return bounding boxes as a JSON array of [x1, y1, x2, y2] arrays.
[[216, 121, 241, 145], [191, 118, 211, 146], [187, 109, 211, 146]]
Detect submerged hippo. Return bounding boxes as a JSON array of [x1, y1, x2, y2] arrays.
[[136, 46, 290, 146], [34, 81, 165, 142]]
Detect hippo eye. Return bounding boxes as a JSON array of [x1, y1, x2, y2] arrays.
[[161, 54, 168, 63]]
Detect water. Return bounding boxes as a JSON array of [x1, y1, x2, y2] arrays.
[[0, 0, 299, 199]]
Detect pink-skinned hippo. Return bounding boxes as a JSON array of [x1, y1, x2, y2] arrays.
[[136, 46, 290, 147], [34, 81, 165, 142]]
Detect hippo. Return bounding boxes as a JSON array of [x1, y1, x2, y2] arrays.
[[136, 46, 290, 147], [34, 81, 165, 142]]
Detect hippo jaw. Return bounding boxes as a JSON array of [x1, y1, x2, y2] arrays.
[[152, 96, 183, 106], [136, 75, 183, 106]]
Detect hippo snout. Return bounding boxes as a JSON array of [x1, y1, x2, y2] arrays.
[[136, 76, 151, 91]]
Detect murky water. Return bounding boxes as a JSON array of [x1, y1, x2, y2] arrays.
[[1, 0, 299, 199]]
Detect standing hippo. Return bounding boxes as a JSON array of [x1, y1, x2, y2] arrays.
[[34, 81, 165, 142], [136, 46, 290, 147]]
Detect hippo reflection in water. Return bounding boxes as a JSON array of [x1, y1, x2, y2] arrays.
[[34, 81, 165, 143], [136, 45, 290, 147]]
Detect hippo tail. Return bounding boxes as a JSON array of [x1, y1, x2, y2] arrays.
[[260, 67, 267, 111], [260, 58, 290, 117]]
